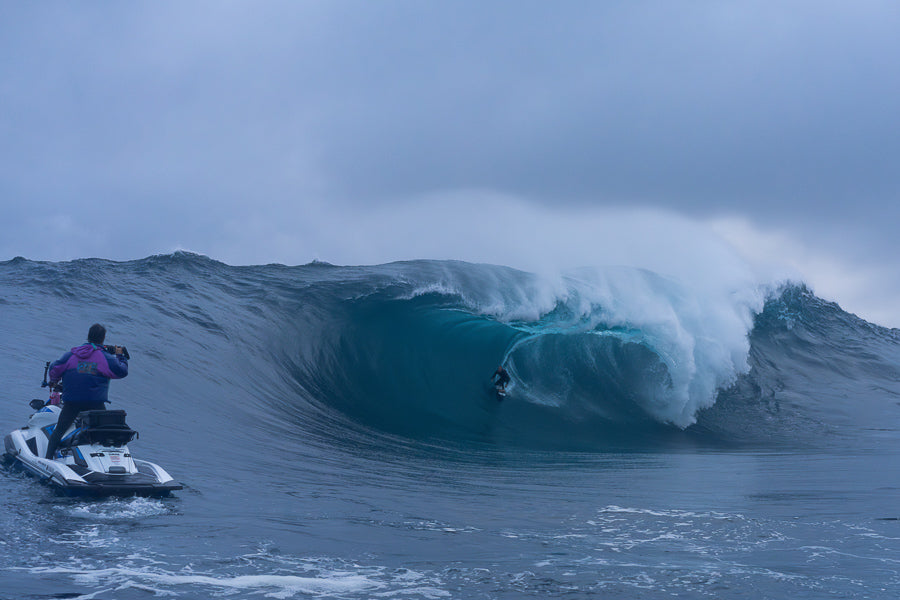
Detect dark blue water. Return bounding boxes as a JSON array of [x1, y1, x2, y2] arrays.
[[2, 253, 899, 598]]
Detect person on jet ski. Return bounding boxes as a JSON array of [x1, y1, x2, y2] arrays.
[[44, 324, 129, 459], [492, 365, 511, 392]]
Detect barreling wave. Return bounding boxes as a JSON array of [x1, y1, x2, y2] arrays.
[[2, 252, 898, 453]]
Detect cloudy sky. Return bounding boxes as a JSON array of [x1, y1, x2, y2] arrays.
[[2, 2, 899, 326]]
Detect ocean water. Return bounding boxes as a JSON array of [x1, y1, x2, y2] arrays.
[[1, 253, 899, 599]]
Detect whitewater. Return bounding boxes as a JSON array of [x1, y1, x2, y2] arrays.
[[2, 253, 899, 599]]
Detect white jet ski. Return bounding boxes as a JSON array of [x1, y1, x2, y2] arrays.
[[3, 399, 182, 497]]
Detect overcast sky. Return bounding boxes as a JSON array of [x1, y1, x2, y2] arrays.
[[2, 2, 899, 326]]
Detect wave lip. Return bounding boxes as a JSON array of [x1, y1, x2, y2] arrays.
[[495, 267, 764, 428]]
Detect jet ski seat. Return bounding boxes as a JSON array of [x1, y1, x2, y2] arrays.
[[71, 410, 137, 447]]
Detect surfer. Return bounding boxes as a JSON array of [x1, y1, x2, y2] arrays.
[[491, 365, 510, 394], [44, 324, 129, 459]]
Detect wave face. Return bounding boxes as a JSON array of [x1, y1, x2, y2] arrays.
[[1, 253, 898, 453]]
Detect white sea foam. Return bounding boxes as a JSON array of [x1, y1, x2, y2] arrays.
[[597, 505, 743, 520], [444, 263, 765, 427], [31, 566, 381, 598], [25, 550, 456, 600], [46, 525, 120, 549], [60, 497, 173, 521], [555, 267, 763, 426]]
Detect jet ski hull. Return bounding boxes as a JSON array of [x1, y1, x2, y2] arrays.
[[3, 406, 182, 498]]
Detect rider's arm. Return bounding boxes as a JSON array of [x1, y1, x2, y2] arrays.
[[47, 352, 72, 384], [104, 352, 129, 379]]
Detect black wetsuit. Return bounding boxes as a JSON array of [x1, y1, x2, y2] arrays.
[[493, 368, 510, 388]]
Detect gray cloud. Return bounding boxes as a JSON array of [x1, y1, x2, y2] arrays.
[[2, 1, 899, 324]]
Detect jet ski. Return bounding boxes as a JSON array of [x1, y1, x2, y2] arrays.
[[3, 398, 182, 497]]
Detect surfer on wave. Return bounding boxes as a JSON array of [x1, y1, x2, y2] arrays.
[[491, 365, 510, 396]]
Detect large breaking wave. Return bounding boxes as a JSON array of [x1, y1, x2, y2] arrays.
[[1, 253, 898, 453]]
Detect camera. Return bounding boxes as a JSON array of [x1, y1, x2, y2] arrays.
[[103, 345, 130, 360]]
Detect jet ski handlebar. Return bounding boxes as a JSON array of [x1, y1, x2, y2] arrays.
[[41, 361, 52, 388]]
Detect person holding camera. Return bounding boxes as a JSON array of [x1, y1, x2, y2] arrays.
[[44, 323, 129, 459]]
